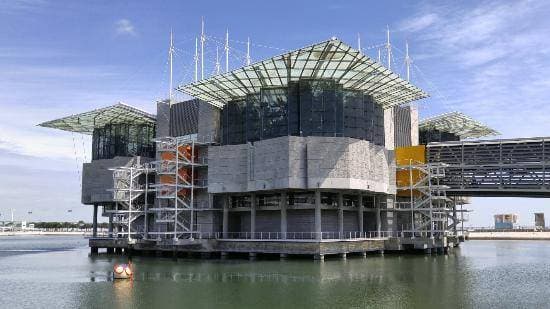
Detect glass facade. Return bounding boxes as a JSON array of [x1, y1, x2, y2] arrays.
[[419, 128, 460, 144], [221, 79, 385, 145], [92, 123, 156, 160]]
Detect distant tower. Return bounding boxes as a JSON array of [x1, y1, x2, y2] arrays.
[[246, 37, 251, 65], [378, 48, 381, 63], [386, 25, 391, 70], [225, 29, 229, 72], [357, 33, 361, 53], [200, 17, 205, 79]]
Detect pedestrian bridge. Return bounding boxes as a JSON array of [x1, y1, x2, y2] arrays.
[[427, 137, 550, 197]]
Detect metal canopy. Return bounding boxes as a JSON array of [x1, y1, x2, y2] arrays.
[[178, 38, 429, 109], [419, 111, 499, 139], [38, 103, 156, 135]]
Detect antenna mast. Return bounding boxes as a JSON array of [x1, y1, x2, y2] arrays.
[[194, 37, 198, 82], [215, 46, 221, 75], [246, 37, 251, 65], [386, 25, 391, 70], [225, 29, 229, 72], [169, 30, 174, 104], [200, 17, 205, 79], [405, 41, 411, 81]]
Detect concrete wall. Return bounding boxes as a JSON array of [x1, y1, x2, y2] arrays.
[[384, 108, 395, 150], [82, 156, 139, 204], [410, 104, 419, 146], [208, 136, 395, 194]]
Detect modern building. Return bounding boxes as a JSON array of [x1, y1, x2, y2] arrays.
[[535, 213, 545, 230], [40, 38, 501, 258], [494, 214, 519, 229]]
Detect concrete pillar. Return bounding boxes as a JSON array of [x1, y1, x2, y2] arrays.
[[106, 247, 114, 254], [222, 195, 229, 238], [358, 194, 364, 236], [314, 190, 322, 240], [108, 213, 113, 238], [92, 204, 98, 238], [90, 247, 98, 255], [338, 193, 344, 239], [280, 192, 287, 240], [250, 193, 256, 239], [376, 196, 381, 237]]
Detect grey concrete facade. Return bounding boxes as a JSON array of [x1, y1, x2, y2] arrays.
[[82, 156, 144, 204], [208, 136, 396, 194]]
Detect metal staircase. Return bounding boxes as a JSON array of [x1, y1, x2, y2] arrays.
[[396, 161, 460, 238], [107, 160, 154, 241], [150, 135, 209, 241]]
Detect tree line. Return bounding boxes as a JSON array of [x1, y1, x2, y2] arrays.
[[30, 221, 109, 229]]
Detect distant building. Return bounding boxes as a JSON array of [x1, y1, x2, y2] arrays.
[[535, 213, 545, 230], [494, 214, 518, 229]]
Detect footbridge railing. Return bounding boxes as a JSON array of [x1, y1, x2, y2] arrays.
[[427, 137, 550, 196]]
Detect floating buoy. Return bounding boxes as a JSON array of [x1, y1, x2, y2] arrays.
[[113, 263, 133, 280]]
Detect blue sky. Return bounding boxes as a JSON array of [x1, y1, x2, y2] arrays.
[[2, 0, 550, 226]]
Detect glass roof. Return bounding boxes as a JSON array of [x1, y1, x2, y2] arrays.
[[38, 103, 156, 135], [178, 38, 429, 109], [419, 111, 499, 139]]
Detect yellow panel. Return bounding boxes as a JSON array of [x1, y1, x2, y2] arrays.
[[395, 145, 426, 166], [395, 145, 427, 197]]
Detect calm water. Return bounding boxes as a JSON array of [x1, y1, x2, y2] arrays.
[[1, 236, 550, 308]]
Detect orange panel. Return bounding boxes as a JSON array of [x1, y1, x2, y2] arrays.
[[395, 145, 426, 166], [159, 175, 175, 184], [161, 152, 175, 161]]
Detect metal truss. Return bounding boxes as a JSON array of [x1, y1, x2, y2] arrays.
[[150, 135, 210, 241], [107, 162, 154, 241], [395, 161, 465, 238], [427, 137, 550, 196]]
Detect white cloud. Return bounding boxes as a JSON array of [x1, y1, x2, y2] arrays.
[[398, 0, 550, 138], [397, 13, 439, 32], [115, 19, 136, 36]]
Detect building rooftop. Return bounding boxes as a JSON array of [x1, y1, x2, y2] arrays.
[[178, 38, 429, 109], [38, 103, 156, 134], [419, 111, 499, 139]]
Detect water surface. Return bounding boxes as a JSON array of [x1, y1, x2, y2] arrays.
[[1, 236, 549, 308]]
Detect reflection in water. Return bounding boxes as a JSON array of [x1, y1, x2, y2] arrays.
[[2, 237, 550, 308], [113, 279, 134, 308]]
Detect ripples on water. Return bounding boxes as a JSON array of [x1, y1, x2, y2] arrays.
[[0, 236, 549, 308]]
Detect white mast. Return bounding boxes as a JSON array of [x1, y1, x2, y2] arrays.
[[194, 36, 198, 82], [215, 46, 221, 75], [169, 30, 174, 104], [246, 37, 251, 65], [405, 41, 412, 81], [200, 17, 205, 79], [357, 33, 361, 53], [386, 25, 391, 70], [378, 48, 381, 62], [225, 29, 229, 72]]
